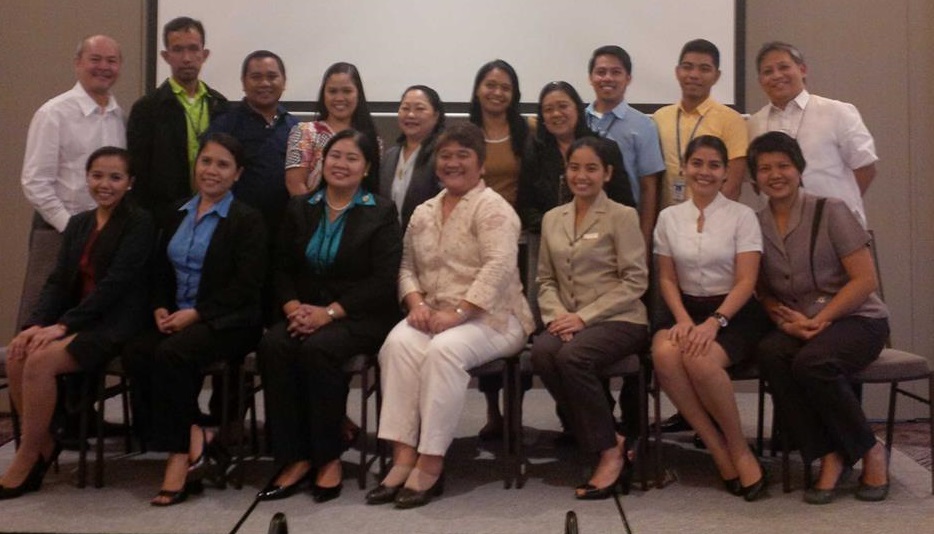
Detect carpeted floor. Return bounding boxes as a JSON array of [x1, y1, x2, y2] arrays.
[[873, 421, 932, 470]]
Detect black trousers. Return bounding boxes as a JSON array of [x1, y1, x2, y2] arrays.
[[756, 316, 888, 465], [123, 322, 261, 452], [531, 321, 648, 453], [259, 321, 377, 467]]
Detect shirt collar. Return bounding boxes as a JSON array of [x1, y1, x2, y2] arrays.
[[72, 81, 119, 117], [770, 89, 810, 113], [180, 191, 234, 217], [586, 100, 629, 120], [240, 98, 289, 124], [679, 96, 715, 115], [687, 191, 729, 217], [308, 187, 376, 208], [168, 77, 207, 100]]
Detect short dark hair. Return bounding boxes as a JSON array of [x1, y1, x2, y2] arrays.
[[684, 135, 729, 166], [241, 50, 286, 79], [589, 45, 632, 75], [162, 16, 205, 48], [315, 62, 378, 146], [679, 39, 720, 69], [198, 132, 247, 170], [86, 146, 130, 174], [436, 122, 486, 165], [755, 41, 805, 71], [747, 131, 807, 176], [320, 129, 381, 195], [398, 85, 446, 167], [468, 59, 528, 158], [535, 81, 591, 145]]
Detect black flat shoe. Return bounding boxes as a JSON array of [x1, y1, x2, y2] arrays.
[[855, 479, 889, 502], [722, 477, 744, 496], [742, 464, 770, 502], [256, 470, 312, 501], [394, 474, 444, 509], [365, 483, 402, 505], [311, 483, 343, 503]]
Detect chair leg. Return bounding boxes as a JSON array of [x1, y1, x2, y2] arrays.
[[216, 366, 230, 490], [94, 375, 106, 488], [357, 358, 369, 490], [756, 378, 765, 457], [514, 359, 527, 489], [375, 364, 386, 478], [885, 382, 898, 457], [652, 373, 664, 488], [77, 377, 91, 488], [120, 376, 132, 454], [781, 421, 792, 493], [637, 367, 649, 492], [500, 363, 512, 489], [235, 365, 247, 490]]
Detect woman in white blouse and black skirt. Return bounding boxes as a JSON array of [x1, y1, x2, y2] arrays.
[[651, 135, 770, 501]]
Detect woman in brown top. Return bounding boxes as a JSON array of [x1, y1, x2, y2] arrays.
[[752, 132, 890, 505]]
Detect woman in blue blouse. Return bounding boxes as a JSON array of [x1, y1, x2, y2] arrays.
[[257, 129, 402, 503], [123, 133, 267, 506]]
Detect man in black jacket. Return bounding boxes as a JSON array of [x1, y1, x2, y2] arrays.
[[127, 16, 227, 228]]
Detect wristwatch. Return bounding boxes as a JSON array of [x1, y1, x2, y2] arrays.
[[711, 312, 729, 328], [326, 307, 337, 319]]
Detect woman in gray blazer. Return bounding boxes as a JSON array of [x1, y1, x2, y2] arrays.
[[378, 85, 444, 230], [532, 136, 649, 500]]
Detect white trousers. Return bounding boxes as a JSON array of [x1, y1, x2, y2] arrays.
[[377, 315, 526, 456]]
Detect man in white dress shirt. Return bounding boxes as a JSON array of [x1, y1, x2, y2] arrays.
[[17, 34, 124, 332], [747, 41, 877, 227]]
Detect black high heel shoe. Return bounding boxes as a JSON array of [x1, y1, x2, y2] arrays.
[[394, 473, 445, 509], [742, 461, 770, 502], [575, 436, 638, 500], [0, 453, 49, 500], [722, 477, 744, 496], [257, 468, 314, 501], [151, 479, 204, 507]]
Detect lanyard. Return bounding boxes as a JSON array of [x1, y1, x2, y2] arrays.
[[676, 108, 705, 164], [588, 112, 619, 139]]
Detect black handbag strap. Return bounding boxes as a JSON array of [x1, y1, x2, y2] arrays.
[[809, 197, 827, 289]]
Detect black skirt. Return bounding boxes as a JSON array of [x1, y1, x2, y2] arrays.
[[657, 294, 770, 364]]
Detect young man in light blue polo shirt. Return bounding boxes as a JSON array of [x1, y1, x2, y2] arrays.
[[585, 45, 665, 250]]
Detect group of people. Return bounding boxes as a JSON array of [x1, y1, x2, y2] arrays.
[[1, 13, 890, 512]]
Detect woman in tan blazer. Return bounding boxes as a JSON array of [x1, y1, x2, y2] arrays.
[[532, 136, 649, 500]]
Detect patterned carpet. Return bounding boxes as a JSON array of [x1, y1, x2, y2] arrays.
[[873, 421, 932, 470]]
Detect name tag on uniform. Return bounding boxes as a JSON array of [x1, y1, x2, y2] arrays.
[[583, 232, 599, 240]]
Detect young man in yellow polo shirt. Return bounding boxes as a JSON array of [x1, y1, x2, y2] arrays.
[[653, 39, 748, 208]]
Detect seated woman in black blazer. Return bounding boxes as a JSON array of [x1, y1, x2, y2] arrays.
[[378, 85, 444, 230], [123, 133, 267, 506], [257, 129, 402, 503], [1, 147, 154, 499]]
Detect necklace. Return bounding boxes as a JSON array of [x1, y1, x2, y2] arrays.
[[484, 134, 510, 143], [326, 195, 353, 212]]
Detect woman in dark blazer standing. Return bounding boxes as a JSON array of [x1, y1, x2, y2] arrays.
[[257, 129, 402, 503], [1, 147, 154, 499], [378, 85, 444, 231], [123, 133, 267, 506]]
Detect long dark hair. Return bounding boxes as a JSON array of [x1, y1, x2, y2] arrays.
[[319, 128, 380, 195], [395, 85, 446, 168], [315, 62, 379, 148], [468, 59, 529, 158]]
